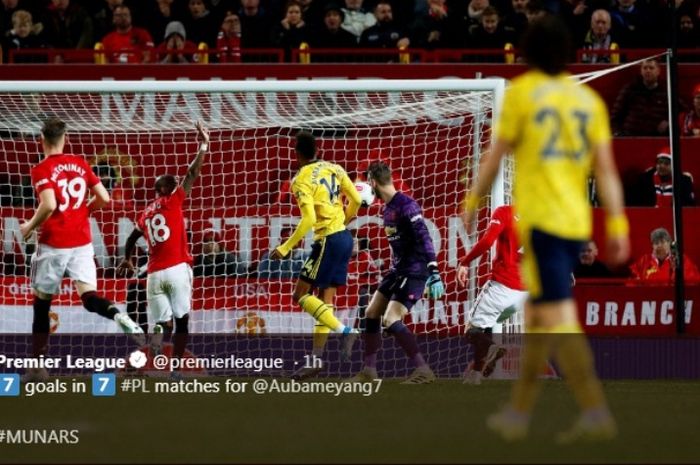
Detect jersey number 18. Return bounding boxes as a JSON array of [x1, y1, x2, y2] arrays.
[[145, 213, 171, 246]]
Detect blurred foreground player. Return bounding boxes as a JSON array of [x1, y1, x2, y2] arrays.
[[347, 161, 445, 384], [462, 17, 630, 442], [21, 117, 143, 381], [118, 122, 209, 369], [269, 130, 362, 379], [458, 205, 527, 385]]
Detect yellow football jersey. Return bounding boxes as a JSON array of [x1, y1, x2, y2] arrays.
[[291, 160, 359, 240], [494, 70, 611, 240]]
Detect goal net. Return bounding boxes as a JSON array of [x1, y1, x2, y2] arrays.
[[0, 79, 511, 378]]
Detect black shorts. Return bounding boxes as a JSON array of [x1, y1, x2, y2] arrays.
[[377, 271, 428, 311], [299, 229, 353, 289]]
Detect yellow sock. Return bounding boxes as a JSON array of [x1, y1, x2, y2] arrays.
[[511, 329, 554, 413], [299, 295, 344, 332], [554, 327, 608, 411], [312, 324, 331, 357]]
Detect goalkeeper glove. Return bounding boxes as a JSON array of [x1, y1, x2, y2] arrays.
[[425, 262, 445, 300]]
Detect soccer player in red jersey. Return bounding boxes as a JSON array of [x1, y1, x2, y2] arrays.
[[20, 117, 143, 380], [457, 205, 528, 384], [118, 122, 209, 365]]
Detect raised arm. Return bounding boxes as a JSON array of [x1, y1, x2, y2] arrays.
[[271, 179, 315, 260], [19, 189, 57, 241], [181, 121, 209, 196]]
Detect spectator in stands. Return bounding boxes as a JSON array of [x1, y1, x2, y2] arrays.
[[581, 9, 615, 64], [217, 11, 241, 62], [258, 227, 308, 278], [524, 0, 547, 23], [463, 0, 491, 32], [359, 1, 409, 50], [271, 0, 311, 62], [610, 0, 652, 48], [680, 84, 700, 136], [467, 6, 513, 58], [311, 3, 357, 58], [574, 240, 612, 278], [156, 20, 197, 63], [559, 0, 589, 47], [43, 0, 93, 54], [194, 229, 248, 277], [1, 0, 22, 36], [239, 0, 273, 49], [183, 0, 218, 48], [627, 147, 696, 207], [501, 0, 528, 43], [93, 0, 123, 41], [409, 0, 462, 49], [678, 13, 700, 48], [630, 227, 700, 282], [341, 0, 376, 41], [2, 9, 47, 63], [145, 0, 180, 47], [102, 5, 154, 63], [297, 0, 323, 28], [611, 59, 669, 136]]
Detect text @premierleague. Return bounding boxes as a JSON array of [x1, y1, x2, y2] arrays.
[[0, 354, 384, 397]]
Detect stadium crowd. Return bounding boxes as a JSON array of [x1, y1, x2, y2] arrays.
[[1, 0, 700, 63]]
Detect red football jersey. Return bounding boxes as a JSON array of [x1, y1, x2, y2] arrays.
[[30, 154, 101, 248], [462, 205, 525, 291], [137, 186, 193, 273]]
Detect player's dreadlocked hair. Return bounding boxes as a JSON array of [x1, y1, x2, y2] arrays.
[[521, 15, 571, 75], [366, 161, 392, 186]]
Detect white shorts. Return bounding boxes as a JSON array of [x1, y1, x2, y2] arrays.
[[469, 280, 528, 329], [147, 262, 193, 322], [31, 243, 97, 295]]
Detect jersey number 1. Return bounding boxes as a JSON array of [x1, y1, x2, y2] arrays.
[[145, 213, 171, 247]]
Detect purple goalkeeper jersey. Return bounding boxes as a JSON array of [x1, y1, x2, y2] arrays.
[[382, 192, 437, 277]]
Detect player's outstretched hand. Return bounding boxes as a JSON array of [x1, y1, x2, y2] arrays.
[[606, 236, 630, 267], [195, 120, 209, 145], [457, 265, 468, 287], [425, 263, 445, 299], [116, 258, 136, 277], [269, 247, 286, 260]]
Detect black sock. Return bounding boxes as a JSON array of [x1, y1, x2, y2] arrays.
[[32, 296, 52, 357], [81, 291, 118, 320], [173, 315, 189, 360]]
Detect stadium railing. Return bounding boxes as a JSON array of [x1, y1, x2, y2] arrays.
[[5, 46, 699, 64]]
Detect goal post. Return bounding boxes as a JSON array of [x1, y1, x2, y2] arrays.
[[0, 78, 509, 376]]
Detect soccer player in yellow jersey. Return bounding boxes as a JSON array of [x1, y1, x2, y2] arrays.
[[270, 130, 363, 378], [462, 17, 630, 442]]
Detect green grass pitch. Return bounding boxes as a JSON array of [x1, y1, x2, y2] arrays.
[[1, 379, 698, 464]]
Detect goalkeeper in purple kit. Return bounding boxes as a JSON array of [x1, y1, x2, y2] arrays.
[[346, 161, 444, 384]]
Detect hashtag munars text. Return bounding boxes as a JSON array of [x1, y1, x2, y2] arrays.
[[0, 429, 79, 445]]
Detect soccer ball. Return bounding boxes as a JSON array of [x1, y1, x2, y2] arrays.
[[355, 181, 375, 207]]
